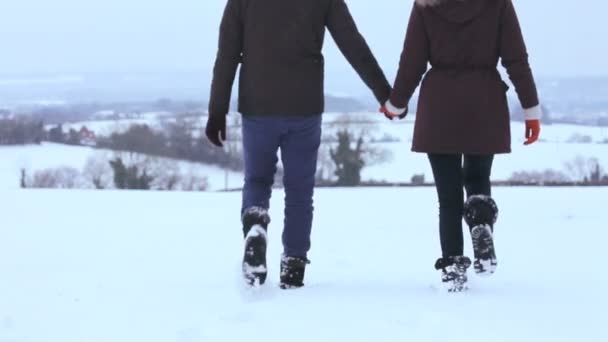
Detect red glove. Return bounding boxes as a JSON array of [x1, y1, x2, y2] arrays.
[[380, 106, 394, 120], [524, 120, 540, 146], [379, 105, 407, 121]]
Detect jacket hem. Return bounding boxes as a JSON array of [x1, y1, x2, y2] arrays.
[[411, 146, 511, 155]]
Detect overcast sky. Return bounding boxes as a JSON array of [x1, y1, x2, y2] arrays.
[[0, 0, 605, 77]]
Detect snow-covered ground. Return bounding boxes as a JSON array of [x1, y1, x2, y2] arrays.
[[0, 143, 243, 191], [0, 187, 605, 342]]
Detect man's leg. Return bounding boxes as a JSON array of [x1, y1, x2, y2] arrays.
[[240, 116, 282, 286], [241, 116, 281, 224], [279, 116, 322, 258], [276, 115, 321, 289]]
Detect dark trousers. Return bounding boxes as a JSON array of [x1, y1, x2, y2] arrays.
[[241, 115, 322, 258], [428, 154, 494, 258]]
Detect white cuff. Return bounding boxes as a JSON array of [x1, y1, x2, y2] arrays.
[[523, 105, 542, 120], [385, 100, 407, 116]]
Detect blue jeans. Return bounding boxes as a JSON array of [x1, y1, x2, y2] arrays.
[[241, 115, 322, 258]]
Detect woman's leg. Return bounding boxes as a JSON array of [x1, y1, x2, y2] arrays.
[[463, 154, 498, 275], [428, 154, 465, 258], [463, 155, 494, 197]]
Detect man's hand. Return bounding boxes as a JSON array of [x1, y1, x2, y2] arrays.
[[205, 115, 227, 147]]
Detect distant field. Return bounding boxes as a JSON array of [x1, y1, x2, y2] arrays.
[[2, 115, 608, 190]]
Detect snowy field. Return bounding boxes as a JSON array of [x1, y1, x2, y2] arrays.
[[49, 112, 172, 136], [2, 119, 608, 191], [0, 143, 243, 191], [0, 187, 606, 342]]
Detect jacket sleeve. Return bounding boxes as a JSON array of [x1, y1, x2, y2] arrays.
[[499, 0, 540, 117], [389, 4, 429, 110], [326, 0, 391, 105], [208, 0, 243, 117]]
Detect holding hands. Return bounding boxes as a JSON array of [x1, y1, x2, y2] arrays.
[[379, 98, 542, 147], [380, 100, 408, 121]]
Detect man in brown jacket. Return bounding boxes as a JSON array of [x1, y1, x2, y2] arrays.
[[381, 0, 542, 292], [206, 0, 391, 289]]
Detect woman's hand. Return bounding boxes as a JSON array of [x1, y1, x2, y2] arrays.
[[524, 119, 540, 145], [380, 101, 408, 120]]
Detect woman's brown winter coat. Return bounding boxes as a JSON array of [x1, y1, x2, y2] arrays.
[[391, 0, 540, 154]]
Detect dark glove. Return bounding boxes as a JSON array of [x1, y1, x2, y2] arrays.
[[205, 114, 227, 147]]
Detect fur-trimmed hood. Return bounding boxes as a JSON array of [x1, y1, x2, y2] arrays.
[[415, 0, 443, 6], [416, 0, 489, 23]]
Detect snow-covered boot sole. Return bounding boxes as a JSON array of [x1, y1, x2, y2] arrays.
[[241, 207, 270, 287], [436, 256, 471, 293], [471, 224, 497, 276], [464, 195, 498, 276], [242, 225, 268, 286]]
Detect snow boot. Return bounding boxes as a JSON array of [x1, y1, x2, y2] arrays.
[[435, 256, 472, 292], [464, 195, 498, 276], [242, 207, 270, 286], [279, 255, 310, 290]]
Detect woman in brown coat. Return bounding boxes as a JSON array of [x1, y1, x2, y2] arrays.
[[381, 0, 542, 292]]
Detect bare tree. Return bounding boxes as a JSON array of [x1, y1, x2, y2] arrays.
[[566, 133, 593, 144], [224, 114, 244, 169], [329, 115, 393, 166], [20, 169, 27, 188], [83, 152, 113, 189], [148, 158, 182, 191], [509, 169, 570, 184], [323, 114, 392, 186], [316, 140, 336, 183], [181, 167, 209, 192], [29, 167, 83, 189], [411, 174, 426, 185], [565, 156, 602, 182]]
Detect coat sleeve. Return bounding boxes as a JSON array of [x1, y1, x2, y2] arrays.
[[326, 0, 391, 104], [389, 4, 429, 110], [208, 0, 243, 117], [499, 0, 540, 113]]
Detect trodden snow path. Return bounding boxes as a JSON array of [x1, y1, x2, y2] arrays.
[[0, 187, 606, 342]]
